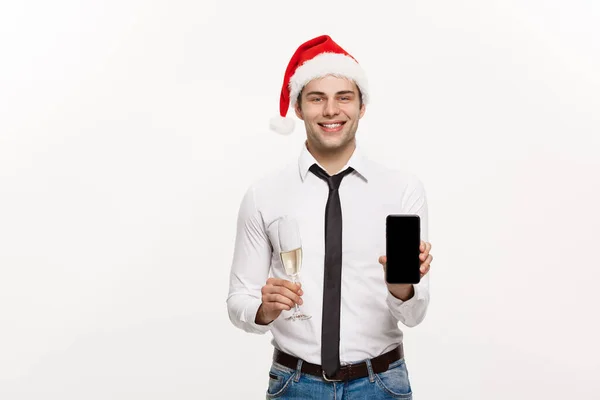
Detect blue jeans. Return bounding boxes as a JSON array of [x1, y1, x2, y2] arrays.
[[265, 357, 413, 399]]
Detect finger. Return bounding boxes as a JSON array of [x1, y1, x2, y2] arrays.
[[420, 240, 425, 251], [420, 244, 433, 261], [266, 293, 299, 307], [267, 302, 292, 312], [267, 277, 292, 287], [279, 279, 302, 293], [266, 277, 282, 286], [420, 256, 432, 274], [269, 284, 301, 300], [420, 255, 432, 269], [269, 278, 301, 293], [264, 293, 293, 308], [379, 256, 387, 272], [268, 285, 303, 305]]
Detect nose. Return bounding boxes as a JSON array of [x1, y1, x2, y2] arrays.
[[323, 100, 340, 117]]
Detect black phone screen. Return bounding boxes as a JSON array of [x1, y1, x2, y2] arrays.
[[386, 214, 421, 284]]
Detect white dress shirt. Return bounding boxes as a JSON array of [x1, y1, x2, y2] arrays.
[[226, 141, 430, 365]]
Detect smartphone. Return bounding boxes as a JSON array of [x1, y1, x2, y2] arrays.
[[385, 214, 421, 284]]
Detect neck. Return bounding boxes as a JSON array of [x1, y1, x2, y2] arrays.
[[306, 139, 356, 176]]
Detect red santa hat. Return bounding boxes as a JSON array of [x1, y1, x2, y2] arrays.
[[270, 35, 369, 135]]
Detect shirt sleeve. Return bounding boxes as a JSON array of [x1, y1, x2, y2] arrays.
[[386, 175, 431, 327], [226, 184, 273, 334]]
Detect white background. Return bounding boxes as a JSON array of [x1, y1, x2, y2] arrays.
[[1, 1, 599, 399]]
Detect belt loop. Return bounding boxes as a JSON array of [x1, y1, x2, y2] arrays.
[[365, 359, 375, 383], [294, 359, 303, 382]]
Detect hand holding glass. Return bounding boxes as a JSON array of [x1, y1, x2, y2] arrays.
[[278, 216, 311, 321]]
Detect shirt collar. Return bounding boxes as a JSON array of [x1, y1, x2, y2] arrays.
[[298, 140, 370, 183]]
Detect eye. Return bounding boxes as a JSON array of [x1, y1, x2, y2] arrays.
[[311, 97, 322, 102]]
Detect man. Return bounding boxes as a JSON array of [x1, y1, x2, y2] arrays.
[[227, 35, 433, 399]]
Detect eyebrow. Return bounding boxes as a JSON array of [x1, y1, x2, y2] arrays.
[[305, 90, 356, 97]]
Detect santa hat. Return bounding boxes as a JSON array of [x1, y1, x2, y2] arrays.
[[270, 35, 369, 135]]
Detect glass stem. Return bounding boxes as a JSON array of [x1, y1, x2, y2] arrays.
[[292, 274, 300, 313]]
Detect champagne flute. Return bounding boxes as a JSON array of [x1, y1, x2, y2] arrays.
[[278, 216, 311, 321]]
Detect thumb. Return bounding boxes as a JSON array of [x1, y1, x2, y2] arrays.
[[378, 255, 387, 265]]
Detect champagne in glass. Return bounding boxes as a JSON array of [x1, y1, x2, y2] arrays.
[[278, 216, 311, 321], [281, 247, 302, 277]]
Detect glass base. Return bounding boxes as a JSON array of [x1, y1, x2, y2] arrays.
[[286, 313, 312, 321]]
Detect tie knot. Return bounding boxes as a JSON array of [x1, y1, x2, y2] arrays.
[[309, 164, 354, 190]]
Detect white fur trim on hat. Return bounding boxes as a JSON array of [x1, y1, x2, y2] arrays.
[[270, 115, 296, 135], [288, 52, 369, 109]]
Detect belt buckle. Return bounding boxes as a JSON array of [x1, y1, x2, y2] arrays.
[[322, 364, 348, 382], [322, 369, 343, 382]]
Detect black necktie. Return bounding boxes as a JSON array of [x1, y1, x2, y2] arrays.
[[309, 163, 355, 378]]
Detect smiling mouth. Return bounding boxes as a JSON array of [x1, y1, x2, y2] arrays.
[[318, 122, 346, 132]]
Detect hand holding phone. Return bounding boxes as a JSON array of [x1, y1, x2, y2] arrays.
[[385, 214, 421, 284]]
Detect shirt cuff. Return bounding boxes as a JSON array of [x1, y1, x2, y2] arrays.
[[386, 283, 425, 311], [243, 297, 273, 334]]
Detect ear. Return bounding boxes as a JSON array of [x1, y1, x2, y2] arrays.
[[359, 102, 366, 119], [294, 101, 304, 120]]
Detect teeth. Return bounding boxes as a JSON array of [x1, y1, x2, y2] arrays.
[[323, 123, 341, 128]]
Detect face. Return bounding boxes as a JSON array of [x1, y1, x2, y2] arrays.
[[294, 75, 365, 154]]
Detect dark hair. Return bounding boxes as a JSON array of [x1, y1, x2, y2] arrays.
[[296, 84, 364, 110]]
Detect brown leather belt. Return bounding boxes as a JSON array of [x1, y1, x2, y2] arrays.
[[273, 344, 404, 382]]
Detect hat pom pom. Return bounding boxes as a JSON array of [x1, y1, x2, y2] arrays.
[[270, 115, 295, 135]]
